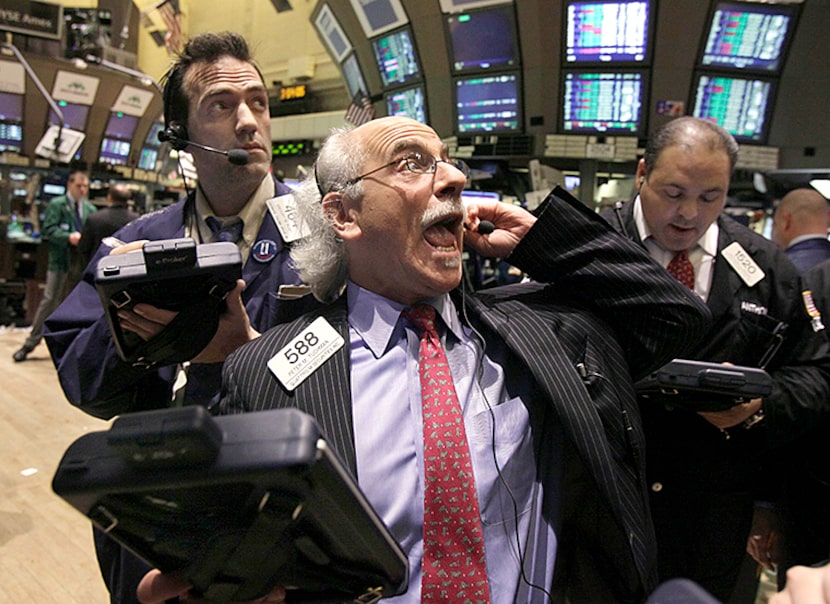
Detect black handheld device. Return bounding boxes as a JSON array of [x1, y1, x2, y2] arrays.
[[94, 238, 242, 366], [635, 359, 773, 412], [52, 407, 409, 603]]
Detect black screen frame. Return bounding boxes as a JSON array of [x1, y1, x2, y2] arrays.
[[384, 84, 428, 124], [689, 70, 777, 145], [444, 4, 521, 75], [558, 68, 650, 137], [370, 25, 423, 90], [696, 1, 801, 75], [562, 0, 656, 67], [452, 70, 523, 135]]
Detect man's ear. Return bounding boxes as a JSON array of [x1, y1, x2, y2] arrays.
[[323, 193, 361, 240]]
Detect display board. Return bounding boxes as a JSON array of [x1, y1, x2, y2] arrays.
[[446, 5, 519, 73], [564, 0, 653, 65], [384, 85, 427, 123], [454, 72, 522, 133], [559, 69, 648, 136], [691, 72, 775, 144], [372, 27, 421, 88]]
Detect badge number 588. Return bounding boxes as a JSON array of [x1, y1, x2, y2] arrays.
[[267, 317, 344, 391]]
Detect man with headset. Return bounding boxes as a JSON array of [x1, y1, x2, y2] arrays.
[[43, 31, 315, 603]]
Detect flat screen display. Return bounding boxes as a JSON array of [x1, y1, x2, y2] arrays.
[[0, 92, 23, 121], [137, 147, 158, 171], [372, 28, 421, 88], [104, 112, 139, 140], [385, 85, 427, 123], [99, 137, 132, 166], [454, 72, 521, 134], [447, 5, 519, 73], [565, 0, 652, 64], [560, 70, 647, 135], [314, 3, 352, 62], [48, 101, 89, 130], [699, 2, 799, 73], [341, 53, 368, 99], [691, 73, 774, 144], [0, 122, 23, 152], [350, 0, 409, 38]]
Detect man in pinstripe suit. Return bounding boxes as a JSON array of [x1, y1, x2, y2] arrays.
[[138, 117, 710, 604]]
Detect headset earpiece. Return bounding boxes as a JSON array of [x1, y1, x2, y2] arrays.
[[159, 124, 189, 151]]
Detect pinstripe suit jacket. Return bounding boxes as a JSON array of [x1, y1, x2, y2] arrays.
[[218, 187, 711, 602]]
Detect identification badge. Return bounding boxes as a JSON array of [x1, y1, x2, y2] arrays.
[[268, 317, 344, 391], [721, 242, 765, 287], [267, 194, 309, 243]]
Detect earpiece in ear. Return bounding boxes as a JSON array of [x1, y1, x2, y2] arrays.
[[158, 124, 189, 151]]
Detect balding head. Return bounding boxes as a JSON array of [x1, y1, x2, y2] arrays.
[[108, 183, 132, 206], [772, 188, 830, 249]]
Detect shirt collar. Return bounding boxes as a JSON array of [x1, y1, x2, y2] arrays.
[[346, 281, 463, 359], [194, 174, 274, 245], [788, 233, 830, 248]]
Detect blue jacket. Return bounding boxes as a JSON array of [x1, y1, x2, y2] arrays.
[[786, 237, 830, 273], [43, 178, 316, 419]]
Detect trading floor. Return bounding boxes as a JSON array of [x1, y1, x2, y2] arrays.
[[0, 325, 109, 602]]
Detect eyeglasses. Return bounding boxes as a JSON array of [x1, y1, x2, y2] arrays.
[[344, 152, 470, 187]]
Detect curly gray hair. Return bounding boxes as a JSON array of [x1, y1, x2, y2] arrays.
[[290, 125, 367, 302]]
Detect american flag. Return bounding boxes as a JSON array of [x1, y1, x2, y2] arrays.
[[345, 91, 375, 127], [156, 0, 182, 54]]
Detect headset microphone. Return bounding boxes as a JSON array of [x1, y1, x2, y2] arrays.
[[477, 220, 495, 235], [158, 126, 249, 166]]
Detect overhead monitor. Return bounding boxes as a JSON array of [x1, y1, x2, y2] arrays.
[[99, 111, 139, 166], [446, 5, 520, 73], [564, 0, 653, 64], [385, 85, 427, 123], [372, 27, 421, 88], [454, 72, 522, 134], [48, 101, 90, 130], [104, 111, 139, 140], [0, 92, 24, 153], [341, 53, 368, 99], [314, 4, 352, 62], [440, 0, 513, 13], [691, 72, 775, 144], [699, 1, 800, 73], [137, 122, 165, 171], [560, 69, 648, 136], [349, 0, 409, 38]]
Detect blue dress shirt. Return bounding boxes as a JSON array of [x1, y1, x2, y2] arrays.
[[347, 282, 563, 602]]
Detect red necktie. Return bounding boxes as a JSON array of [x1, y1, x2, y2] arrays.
[[403, 304, 490, 603], [667, 249, 695, 289]]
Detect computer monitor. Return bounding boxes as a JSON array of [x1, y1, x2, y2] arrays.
[[454, 71, 522, 134], [99, 111, 139, 166], [48, 101, 90, 130], [0, 92, 24, 153], [698, 1, 800, 73], [99, 137, 132, 166], [349, 0, 409, 38], [313, 3, 352, 62], [446, 5, 520, 73], [564, 0, 653, 65], [341, 53, 368, 99], [384, 85, 427, 123], [559, 69, 648, 136], [372, 27, 421, 88], [691, 72, 775, 144]]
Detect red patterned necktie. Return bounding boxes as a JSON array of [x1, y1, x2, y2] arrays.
[[403, 303, 490, 603], [667, 249, 695, 289]]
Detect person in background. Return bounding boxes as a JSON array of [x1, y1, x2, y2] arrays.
[[43, 31, 315, 604], [769, 564, 830, 604], [771, 187, 830, 273], [137, 116, 711, 604], [13, 169, 94, 362], [77, 183, 139, 268], [603, 116, 830, 602]]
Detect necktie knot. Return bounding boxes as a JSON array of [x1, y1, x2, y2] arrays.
[[402, 303, 437, 337], [205, 216, 244, 243], [667, 249, 695, 289]]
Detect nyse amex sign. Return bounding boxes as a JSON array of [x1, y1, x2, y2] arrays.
[[0, 0, 63, 40]]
